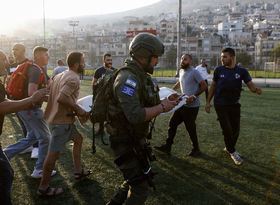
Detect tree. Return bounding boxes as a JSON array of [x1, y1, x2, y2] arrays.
[[236, 51, 252, 68], [166, 45, 177, 68], [270, 43, 280, 62]]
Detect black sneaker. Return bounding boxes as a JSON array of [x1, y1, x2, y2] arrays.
[[188, 148, 201, 157], [154, 144, 171, 155]]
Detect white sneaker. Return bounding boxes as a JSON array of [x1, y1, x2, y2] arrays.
[[31, 169, 57, 179], [230, 151, 244, 165], [31, 147, 39, 159], [19, 146, 33, 154], [224, 148, 241, 156]]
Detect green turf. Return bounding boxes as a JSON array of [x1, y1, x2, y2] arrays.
[[2, 81, 280, 204]]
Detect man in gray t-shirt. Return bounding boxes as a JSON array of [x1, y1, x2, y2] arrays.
[[155, 54, 207, 156]]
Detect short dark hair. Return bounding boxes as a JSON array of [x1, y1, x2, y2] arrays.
[[103, 53, 111, 60], [222, 47, 235, 57], [182, 54, 192, 60], [57, 59, 64, 66], [33, 46, 48, 56], [67, 52, 84, 67]]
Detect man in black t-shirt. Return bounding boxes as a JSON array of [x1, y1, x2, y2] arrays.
[[0, 50, 48, 205], [91, 53, 114, 151], [92, 53, 115, 87]]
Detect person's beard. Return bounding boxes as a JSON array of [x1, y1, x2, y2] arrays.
[[105, 63, 112, 68], [145, 65, 154, 74], [180, 62, 189, 69], [78, 64, 84, 73], [222, 60, 232, 67]]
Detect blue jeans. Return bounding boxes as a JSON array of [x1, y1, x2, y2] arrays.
[[4, 108, 51, 170], [0, 146, 13, 205]]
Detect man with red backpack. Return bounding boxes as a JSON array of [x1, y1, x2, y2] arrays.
[[4, 46, 56, 178], [8, 44, 39, 157]]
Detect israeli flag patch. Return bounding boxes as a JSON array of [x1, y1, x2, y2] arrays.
[[125, 78, 137, 88], [122, 86, 135, 96]]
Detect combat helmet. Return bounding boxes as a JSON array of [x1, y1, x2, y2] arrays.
[[129, 33, 164, 58]]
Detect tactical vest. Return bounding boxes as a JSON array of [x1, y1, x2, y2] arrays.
[[109, 61, 160, 138]]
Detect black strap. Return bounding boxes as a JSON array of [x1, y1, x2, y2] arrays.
[[114, 148, 135, 166]]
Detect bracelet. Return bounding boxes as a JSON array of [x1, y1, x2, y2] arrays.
[[160, 102, 166, 112], [191, 95, 197, 100]]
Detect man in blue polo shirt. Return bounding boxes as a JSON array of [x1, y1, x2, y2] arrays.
[[205, 47, 262, 165]]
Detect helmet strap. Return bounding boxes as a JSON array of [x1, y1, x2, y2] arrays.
[[132, 55, 153, 74]]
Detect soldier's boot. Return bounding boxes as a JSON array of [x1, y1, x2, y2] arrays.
[[154, 143, 171, 155]]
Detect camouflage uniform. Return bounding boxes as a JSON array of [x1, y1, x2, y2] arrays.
[[107, 59, 160, 205]]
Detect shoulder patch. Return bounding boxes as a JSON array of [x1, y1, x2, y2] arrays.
[[122, 86, 135, 96], [125, 78, 137, 88]]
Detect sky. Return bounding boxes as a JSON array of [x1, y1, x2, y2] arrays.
[[0, 0, 160, 34]]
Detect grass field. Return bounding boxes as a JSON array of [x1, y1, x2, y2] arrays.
[[2, 81, 280, 205]]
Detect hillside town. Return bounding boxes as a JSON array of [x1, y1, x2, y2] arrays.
[[0, 0, 280, 70]]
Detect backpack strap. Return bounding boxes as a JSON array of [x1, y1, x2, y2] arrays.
[[25, 62, 45, 112]]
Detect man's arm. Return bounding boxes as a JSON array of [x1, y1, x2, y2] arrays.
[[144, 93, 180, 121], [195, 80, 207, 97], [57, 92, 86, 117], [186, 80, 207, 103], [28, 83, 39, 96], [91, 77, 98, 90], [205, 80, 216, 113], [246, 81, 262, 95], [172, 81, 180, 91], [0, 88, 47, 114]]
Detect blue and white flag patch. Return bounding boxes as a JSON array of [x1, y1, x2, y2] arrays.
[[125, 78, 137, 88], [122, 86, 135, 96]]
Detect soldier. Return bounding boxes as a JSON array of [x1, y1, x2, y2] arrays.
[[106, 33, 180, 205]]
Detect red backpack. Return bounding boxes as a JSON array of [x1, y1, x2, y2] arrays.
[[6, 61, 44, 100]]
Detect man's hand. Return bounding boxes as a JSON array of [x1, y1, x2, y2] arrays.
[[76, 106, 87, 117], [167, 93, 181, 101], [78, 111, 90, 124], [256, 87, 262, 95], [31, 88, 48, 103], [161, 94, 181, 113], [205, 103, 211, 113], [186, 95, 196, 103]]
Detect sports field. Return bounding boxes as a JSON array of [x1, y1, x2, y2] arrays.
[[2, 81, 280, 204]]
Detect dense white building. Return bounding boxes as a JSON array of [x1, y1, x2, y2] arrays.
[[218, 21, 243, 38]]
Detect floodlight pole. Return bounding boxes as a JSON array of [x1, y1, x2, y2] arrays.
[[176, 0, 182, 77], [69, 20, 79, 49], [43, 0, 46, 46]]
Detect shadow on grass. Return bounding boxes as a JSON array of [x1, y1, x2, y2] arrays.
[[153, 152, 243, 204], [9, 120, 106, 205], [152, 151, 280, 204]]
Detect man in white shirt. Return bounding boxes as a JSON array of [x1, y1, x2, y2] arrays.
[[195, 59, 210, 100]]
